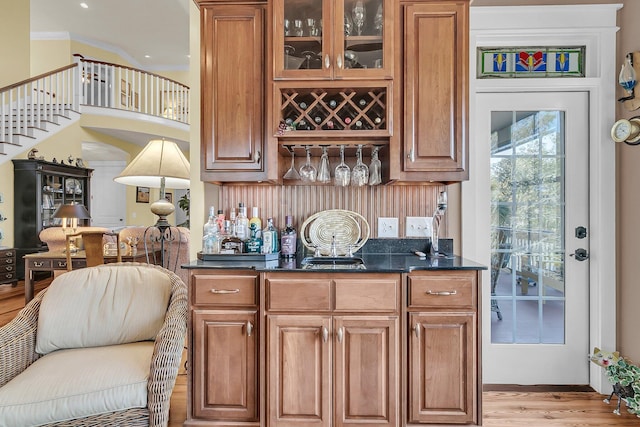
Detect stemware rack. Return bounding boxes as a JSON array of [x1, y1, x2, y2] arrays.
[[280, 143, 388, 185]]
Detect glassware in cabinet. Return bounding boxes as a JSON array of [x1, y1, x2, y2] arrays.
[[274, 0, 393, 80]]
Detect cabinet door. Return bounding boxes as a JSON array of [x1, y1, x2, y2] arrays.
[[273, 0, 392, 80], [333, 316, 398, 427], [334, 0, 394, 79], [408, 312, 477, 424], [268, 315, 332, 427], [401, 1, 468, 181], [192, 310, 258, 421], [201, 4, 265, 180]]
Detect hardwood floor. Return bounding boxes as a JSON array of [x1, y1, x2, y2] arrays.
[[2, 279, 639, 426]]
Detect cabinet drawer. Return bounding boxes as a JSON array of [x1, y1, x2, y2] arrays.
[[334, 275, 400, 312], [0, 250, 14, 258], [0, 272, 15, 282], [193, 274, 258, 306], [266, 276, 332, 312], [408, 272, 477, 309], [28, 259, 52, 269]]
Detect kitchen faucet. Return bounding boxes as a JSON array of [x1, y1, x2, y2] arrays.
[[430, 191, 447, 255]]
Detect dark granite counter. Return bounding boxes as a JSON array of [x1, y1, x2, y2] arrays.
[[182, 238, 486, 273]]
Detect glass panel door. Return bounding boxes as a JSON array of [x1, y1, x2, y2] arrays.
[[478, 91, 589, 385]]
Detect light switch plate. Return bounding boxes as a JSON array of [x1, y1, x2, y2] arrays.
[[0, 229, 3, 240], [406, 216, 432, 237], [378, 217, 399, 238]]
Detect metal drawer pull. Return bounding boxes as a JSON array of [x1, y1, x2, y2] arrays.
[[414, 324, 420, 338], [246, 321, 253, 337], [57, 261, 67, 268], [5, 266, 13, 271], [6, 273, 13, 279], [5, 259, 12, 264], [210, 288, 240, 294], [5, 252, 13, 256], [337, 327, 344, 343], [426, 290, 457, 296], [33, 261, 44, 267], [322, 326, 329, 343]]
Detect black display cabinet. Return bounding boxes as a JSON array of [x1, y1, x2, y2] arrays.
[[12, 159, 93, 279]]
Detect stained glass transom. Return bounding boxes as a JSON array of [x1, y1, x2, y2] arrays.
[[477, 47, 585, 78]]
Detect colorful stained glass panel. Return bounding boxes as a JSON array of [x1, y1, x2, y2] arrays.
[[478, 47, 585, 78]]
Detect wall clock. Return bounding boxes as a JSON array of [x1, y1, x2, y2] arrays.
[[611, 117, 640, 144]]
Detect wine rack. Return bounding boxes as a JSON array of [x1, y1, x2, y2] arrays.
[[276, 84, 391, 137]]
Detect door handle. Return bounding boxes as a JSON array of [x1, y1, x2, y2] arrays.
[[570, 248, 589, 261]]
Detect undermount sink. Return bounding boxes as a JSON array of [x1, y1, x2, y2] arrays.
[[301, 256, 366, 269]]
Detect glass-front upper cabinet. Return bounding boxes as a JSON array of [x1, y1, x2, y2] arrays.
[[274, 0, 393, 80]]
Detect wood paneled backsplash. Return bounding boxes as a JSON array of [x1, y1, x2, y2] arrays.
[[218, 184, 447, 238]]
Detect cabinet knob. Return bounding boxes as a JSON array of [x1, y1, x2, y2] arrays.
[[322, 326, 329, 343], [254, 150, 261, 163], [246, 321, 254, 337], [414, 323, 420, 338], [337, 327, 344, 343], [324, 54, 331, 70], [336, 54, 343, 70], [407, 149, 415, 162]]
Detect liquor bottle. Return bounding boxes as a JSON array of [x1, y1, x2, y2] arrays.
[[262, 217, 279, 254], [216, 209, 225, 231], [202, 206, 219, 254], [236, 203, 250, 242], [220, 220, 245, 254], [280, 215, 297, 258], [246, 207, 263, 253]]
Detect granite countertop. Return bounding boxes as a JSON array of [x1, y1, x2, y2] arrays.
[[182, 238, 487, 272]]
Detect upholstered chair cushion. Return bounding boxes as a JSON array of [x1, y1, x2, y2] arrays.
[[0, 342, 153, 426], [39, 226, 111, 252], [36, 264, 171, 355]]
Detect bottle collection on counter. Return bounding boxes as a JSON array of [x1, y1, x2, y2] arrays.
[[202, 203, 293, 257]]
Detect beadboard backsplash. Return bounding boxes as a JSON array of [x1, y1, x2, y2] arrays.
[[218, 184, 447, 238]]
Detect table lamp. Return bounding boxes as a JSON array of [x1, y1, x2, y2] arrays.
[[114, 138, 190, 227], [53, 203, 91, 253], [114, 138, 190, 269]]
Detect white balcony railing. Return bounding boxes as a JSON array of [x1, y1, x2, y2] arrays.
[[0, 58, 189, 153], [77, 57, 190, 124]]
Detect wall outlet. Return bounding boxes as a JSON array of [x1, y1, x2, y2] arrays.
[[406, 216, 432, 238], [0, 193, 4, 203], [378, 217, 399, 238]]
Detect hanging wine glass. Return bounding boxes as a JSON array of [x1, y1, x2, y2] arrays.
[[369, 146, 382, 185], [334, 145, 350, 187], [351, 145, 369, 186], [619, 53, 637, 102], [283, 149, 301, 180], [299, 146, 317, 182], [352, 1, 366, 36], [317, 146, 331, 183]]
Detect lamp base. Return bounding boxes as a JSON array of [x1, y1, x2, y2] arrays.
[[150, 198, 175, 229]]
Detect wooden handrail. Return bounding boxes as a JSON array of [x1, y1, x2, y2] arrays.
[[0, 64, 76, 93]]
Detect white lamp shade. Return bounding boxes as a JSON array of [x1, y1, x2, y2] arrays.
[[114, 139, 190, 189]]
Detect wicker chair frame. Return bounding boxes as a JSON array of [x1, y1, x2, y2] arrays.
[[0, 262, 188, 427]]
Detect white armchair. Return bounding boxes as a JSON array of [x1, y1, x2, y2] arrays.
[[0, 262, 187, 426]]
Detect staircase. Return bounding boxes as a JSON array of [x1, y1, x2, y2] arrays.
[[0, 59, 190, 165], [0, 64, 80, 161]]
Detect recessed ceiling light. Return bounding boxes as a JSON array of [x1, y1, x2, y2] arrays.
[[144, 55, 151, 58], [80, 3, 89, 9]]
